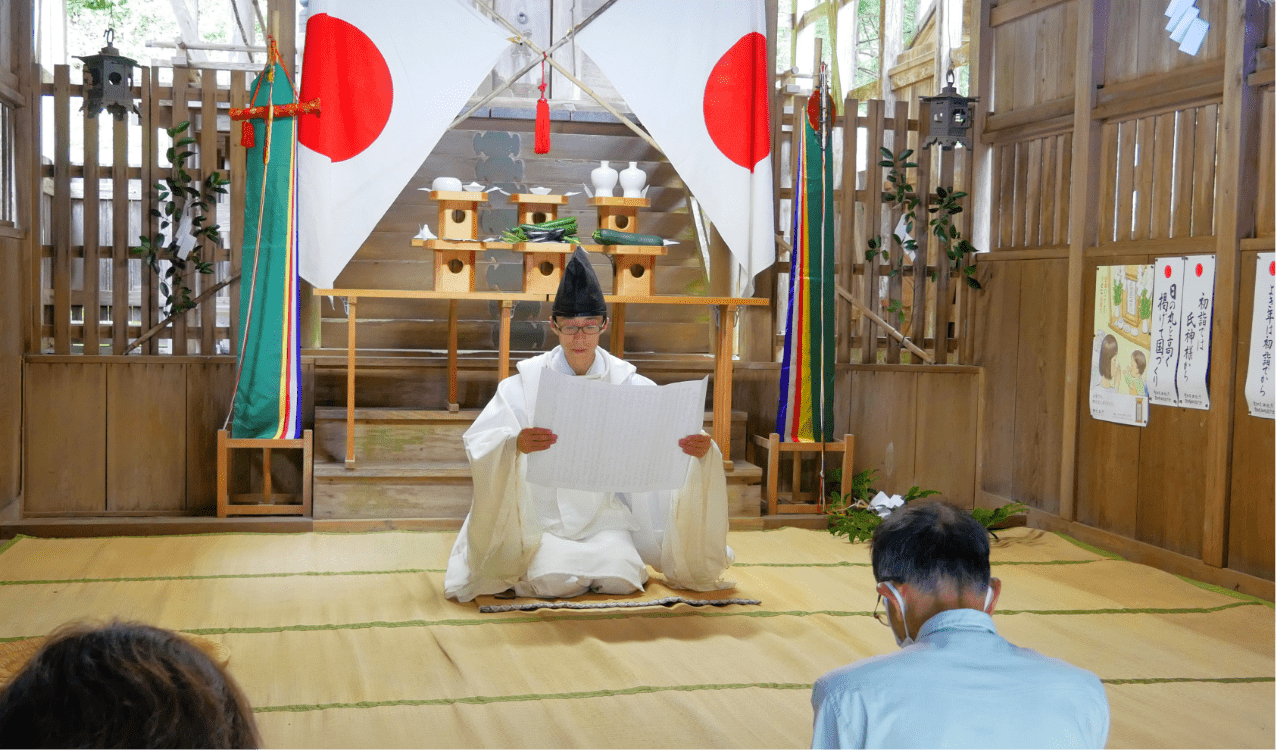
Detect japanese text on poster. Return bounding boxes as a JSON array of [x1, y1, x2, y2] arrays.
[[1244, 252, 1275, 419]]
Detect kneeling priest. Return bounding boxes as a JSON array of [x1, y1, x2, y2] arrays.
[[444, 248, 735, 601]]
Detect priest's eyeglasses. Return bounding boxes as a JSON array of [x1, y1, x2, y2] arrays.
[[556, 324, 604, 336]]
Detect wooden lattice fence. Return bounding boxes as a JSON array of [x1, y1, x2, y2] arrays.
[[38, 64, 249, 356], [777, 94, 975, 366]]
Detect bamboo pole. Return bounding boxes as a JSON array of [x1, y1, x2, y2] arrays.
[[122, 274, 240, 354], [836, 282, 934, 363]]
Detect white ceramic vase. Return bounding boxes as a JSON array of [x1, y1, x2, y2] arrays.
[[620, 161, 647, 198], [591, 161, 618, 197]]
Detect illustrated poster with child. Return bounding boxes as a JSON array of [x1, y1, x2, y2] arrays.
[[1090, 264, 1152, 426]]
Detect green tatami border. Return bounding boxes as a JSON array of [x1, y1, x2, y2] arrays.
[[250, 676, 1275, 715], [3, 599, 1260, 644]]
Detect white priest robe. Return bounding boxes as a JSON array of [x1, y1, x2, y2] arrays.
[[444, 346, 735, 602]]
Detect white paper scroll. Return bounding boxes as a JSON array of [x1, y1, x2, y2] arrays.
[[526, 369, 708, 493], [1149, 257, 1186, 406], [1244, 252, 1276, 419], [1178, 255, 1216, 409]]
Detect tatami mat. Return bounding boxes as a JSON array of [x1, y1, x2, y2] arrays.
[[0, 527, 1270, 748]]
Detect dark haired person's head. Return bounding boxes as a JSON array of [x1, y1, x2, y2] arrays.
[[0, 621, 261, 749], [1098, 334, 1119, 379], [1131, 349, 1147, 375], [872, 501, 992, 594]]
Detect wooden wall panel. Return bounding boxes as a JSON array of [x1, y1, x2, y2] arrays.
[[1011, 258, 1067, 515], [107, 362, 187, 511], [1103, 0, 1226, 86], [972, 260, 1022, 501], [24, 362, 106, 513], [1227, 253, 1276, 579], [1257, 87, 1274, 238], [187, 361, 236, 513], [914, 371, 978, 509], [847, 370, 917, 493], [1135, 405, 1207, 558]]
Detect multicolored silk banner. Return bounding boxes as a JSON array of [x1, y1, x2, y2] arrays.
[[776, 91, 836, 442], [232, 60, 302, 440]]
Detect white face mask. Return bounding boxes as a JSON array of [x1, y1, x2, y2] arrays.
[[882, 582, 995, 649]]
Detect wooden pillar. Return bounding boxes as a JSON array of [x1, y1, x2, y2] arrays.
[[1202, 0, 1266, 567], [267, 0, 297, 68], [713, 304, 737, 469], [344, 297, 357, 466], [229, 71, 247, 355], [18, 0, 39, 355], [1059, 0, 1111, 522], [52, 65, 69, 355], [447, 299, 459, 410]]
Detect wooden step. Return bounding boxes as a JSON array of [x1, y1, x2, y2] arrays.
[[314, 458, 763, 520], [315, 408, 479, 463], [315, 406, 751, 463]]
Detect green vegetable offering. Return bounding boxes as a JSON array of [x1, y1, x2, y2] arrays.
[[502, 216, 580, 244], [592, 228, 664, 246]]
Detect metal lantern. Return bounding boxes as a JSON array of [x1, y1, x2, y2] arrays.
[[920, 69, 978, 151], [76, 28, 139, 120]]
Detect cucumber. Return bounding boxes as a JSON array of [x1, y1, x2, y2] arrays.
[[592, 228, 663, 246]]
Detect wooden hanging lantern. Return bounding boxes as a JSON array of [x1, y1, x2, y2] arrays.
[[76, 28, 139, 121], [919, 69, 978, 151]]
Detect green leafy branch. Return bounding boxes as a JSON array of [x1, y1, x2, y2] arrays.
[[970, 502, 1029, 540], [132, 122, 226, 317], [866, 146, 920, 324], [929, 186, 981, 290]]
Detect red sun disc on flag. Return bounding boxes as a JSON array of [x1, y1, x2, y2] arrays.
[[298, 14, 393, 163], [1195, 263, 1204, 277], [1269, 260, 1274, 276], [703, 32, 770, 171], [1164, 265, 1172, 278]]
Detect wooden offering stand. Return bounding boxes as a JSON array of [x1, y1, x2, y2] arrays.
[[508, 193, 574, 294], [425, 190, 486, 292], [752, 433, 853, 516], [588, 196, 666, 297], [216, 429, 313, 516]]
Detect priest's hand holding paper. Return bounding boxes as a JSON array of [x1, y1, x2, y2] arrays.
[[517, 427, 557, 454], [679, 433, 711, 459]]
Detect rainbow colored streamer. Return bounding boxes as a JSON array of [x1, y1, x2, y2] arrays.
[[776, 94, 836, 443]]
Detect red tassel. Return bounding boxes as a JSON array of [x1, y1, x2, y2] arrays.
[[534, 54, 550, 154], [534, 97, 551, 154], [240, 121, 255, 148]]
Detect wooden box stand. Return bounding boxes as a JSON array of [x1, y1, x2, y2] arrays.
[[753, 433, 854, 515], [509, 193, 573, 294], [216, 430, 313, 517], [425, 190, 486, 292], [589, 196, 665, 297]]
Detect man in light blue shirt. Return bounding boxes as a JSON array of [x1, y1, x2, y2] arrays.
[[811, 502, 1110, 749]]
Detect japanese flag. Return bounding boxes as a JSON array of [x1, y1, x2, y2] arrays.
[[297, 0, 509, 290], [575, 0, 775, 294]]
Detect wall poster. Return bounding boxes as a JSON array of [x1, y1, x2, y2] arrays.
[[1149, 255, 1216, 409], [1244, 252, 1275, 419], [1091, 264, 1152, 426]]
